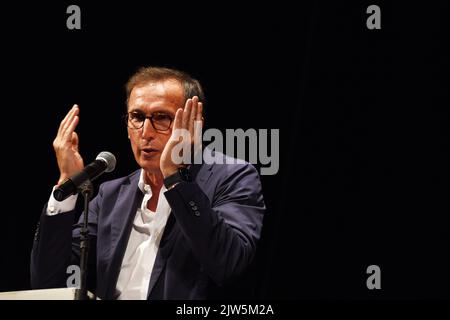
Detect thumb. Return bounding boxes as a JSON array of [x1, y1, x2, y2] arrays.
[[71, 132, 79, 151]]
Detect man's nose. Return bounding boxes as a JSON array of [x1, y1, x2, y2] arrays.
[[141, 118, 157, 140]]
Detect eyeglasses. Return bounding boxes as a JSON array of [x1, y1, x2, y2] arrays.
[[124, 111, 174, 131]]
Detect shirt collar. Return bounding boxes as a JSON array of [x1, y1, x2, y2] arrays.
[[138, 169, 167, 194]]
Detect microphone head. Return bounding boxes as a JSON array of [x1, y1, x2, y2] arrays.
[[96, 151, 116, 172]]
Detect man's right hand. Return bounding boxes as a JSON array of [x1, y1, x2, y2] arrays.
[[53, 105, 84, 186]]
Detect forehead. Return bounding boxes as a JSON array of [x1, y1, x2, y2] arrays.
[[129, 79, 184, 111]]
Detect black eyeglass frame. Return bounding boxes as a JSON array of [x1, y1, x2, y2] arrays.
[[124, 111, 174, 132]]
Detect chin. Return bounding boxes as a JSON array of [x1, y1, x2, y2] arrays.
[[139, 158, 160, 173]]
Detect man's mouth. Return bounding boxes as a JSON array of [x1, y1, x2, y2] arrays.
[[141, 147, 159, 155]]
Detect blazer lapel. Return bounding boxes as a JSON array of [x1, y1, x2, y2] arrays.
[[146, 162, 214, 298], [105, 172, 143, 298], [146, 212, 178, 297]]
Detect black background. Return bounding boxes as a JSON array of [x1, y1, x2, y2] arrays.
[[1, 1, 449, 301]]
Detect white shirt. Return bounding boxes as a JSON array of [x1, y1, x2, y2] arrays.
[[46, 170, 171, 300]]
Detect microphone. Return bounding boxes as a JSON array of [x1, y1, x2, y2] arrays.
[[53, 151, 116, 202]]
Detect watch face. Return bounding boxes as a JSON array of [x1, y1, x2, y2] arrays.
[[179, 168, 191, 181]]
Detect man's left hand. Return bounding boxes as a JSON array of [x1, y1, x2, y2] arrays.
[[160, 96, 203, 178]]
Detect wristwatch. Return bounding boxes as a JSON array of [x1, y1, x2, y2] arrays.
[[164, 167, 192, 189]]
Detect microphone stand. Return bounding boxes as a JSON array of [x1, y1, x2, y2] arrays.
[[75, 180, 93, 300]]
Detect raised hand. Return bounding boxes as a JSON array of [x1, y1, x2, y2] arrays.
[[53, 105, 85, 185], [160, 96, 203, 178]]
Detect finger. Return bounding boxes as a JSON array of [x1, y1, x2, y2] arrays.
[[58, 105, 78, 135], [172, 108, 184, 133], [182, 98, 192, 130], [71, 132, 79, 152], [189, 96, 198, 135], [59, 106, 79, 139], [63, 115, 79, 141], [193, 102, 203, 148], [59, 105, 77, 131], [196, 102, 203, 122]]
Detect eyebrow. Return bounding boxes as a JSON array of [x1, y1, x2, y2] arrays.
[[128, 108, 174, 115]]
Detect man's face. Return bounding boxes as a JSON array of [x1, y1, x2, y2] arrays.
[[127, 79, 184, 174]]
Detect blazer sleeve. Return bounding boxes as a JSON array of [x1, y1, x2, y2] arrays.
[[163, 163, 265, 286], [30, 186, 102, 290]]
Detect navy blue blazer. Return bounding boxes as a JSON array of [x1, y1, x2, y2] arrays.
[[31, 153, 265, 299]]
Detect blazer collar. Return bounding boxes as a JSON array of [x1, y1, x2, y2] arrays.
[[105, 170, 142, 298]]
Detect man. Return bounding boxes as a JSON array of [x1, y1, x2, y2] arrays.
[[31, 67, 265, 299]]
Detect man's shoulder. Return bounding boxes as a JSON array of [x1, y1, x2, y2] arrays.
[[198, 150, 263, 201], [202, 149, 259, 179]]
